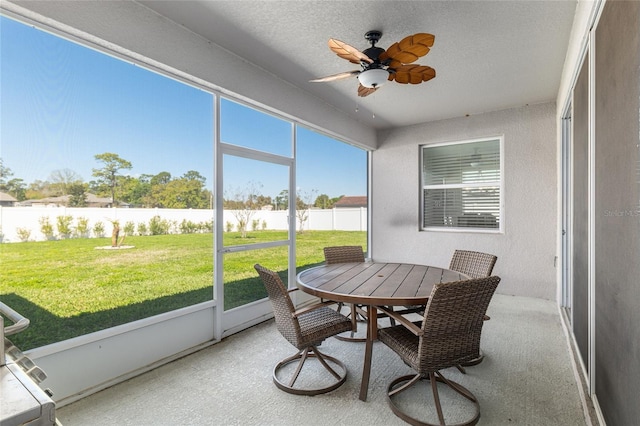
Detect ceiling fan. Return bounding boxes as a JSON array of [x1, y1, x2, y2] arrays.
[[310, 30, 436, 97]]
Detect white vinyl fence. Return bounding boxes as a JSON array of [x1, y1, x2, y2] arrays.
[[0, 206, 367, 242]]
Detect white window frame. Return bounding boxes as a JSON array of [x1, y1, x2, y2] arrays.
[[420, 136, 504, 233]]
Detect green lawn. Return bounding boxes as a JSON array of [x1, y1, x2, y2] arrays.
[[1, 230, 365, 350]]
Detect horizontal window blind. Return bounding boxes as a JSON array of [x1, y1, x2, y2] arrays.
[[421, 138, 501, 230]]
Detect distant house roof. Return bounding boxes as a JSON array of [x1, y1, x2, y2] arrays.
[[334, 195, 367, 208], [0, 191, 17, 205], [0, 191, 17, 202], [18, 193, 128, 208]]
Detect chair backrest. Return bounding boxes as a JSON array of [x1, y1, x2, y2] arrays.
[[418, 276, 500, 372], [254, 264, 302, 347], [449, 250, 497, 278], [323, 246, 365, 264]]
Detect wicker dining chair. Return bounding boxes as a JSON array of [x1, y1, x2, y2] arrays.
[[323, 245, 366, 265], [377, 276, 501, 426], [254, 264, 352, 396], [449, 250, 498, 279], [449, 249, 498, 369], [323, 245, 368, 342]]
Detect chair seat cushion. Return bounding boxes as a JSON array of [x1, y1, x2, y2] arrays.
[[298, 307, 352, 347], [378, 324, 421, 371]]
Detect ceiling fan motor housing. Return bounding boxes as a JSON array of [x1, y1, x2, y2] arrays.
[[362, 46, 386, 63]]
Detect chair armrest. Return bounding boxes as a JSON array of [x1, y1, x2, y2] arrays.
[[287, 287, 338, 317], [377, 306, 423, 336]]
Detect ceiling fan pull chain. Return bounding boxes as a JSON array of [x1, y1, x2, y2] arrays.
[[372, 93, 376, 118]]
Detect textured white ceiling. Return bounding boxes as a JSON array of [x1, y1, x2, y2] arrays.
[[139, 0, 577, 130]]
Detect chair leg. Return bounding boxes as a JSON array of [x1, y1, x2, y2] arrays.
[[335, 303, 367, 342], [288, 347, 310, 387], [388, 373, 422, 397], [429, 372, 445, 425], [386, 372, 480, 426], [272, 346, 348, 396], [312, 345, 343, 380]]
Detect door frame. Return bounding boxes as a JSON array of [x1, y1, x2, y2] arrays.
[[213, 96, 297, 339]]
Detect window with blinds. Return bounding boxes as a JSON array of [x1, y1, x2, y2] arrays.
[[421, 137, 502, 231]]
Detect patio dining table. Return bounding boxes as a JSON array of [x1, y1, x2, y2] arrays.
[[296, 261, 469, 401]]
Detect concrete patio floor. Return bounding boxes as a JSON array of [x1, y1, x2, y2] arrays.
[[57, 294, 590, 425]]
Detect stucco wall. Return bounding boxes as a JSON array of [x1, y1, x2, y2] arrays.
[[372, 102, 557, 299]]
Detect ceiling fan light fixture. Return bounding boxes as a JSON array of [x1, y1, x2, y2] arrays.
[[358, 68, 389, 88]]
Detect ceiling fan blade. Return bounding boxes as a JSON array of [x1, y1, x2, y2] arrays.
[[309, 70, 360, 83], [389, 65, 436, 84], [380, 33, 435, 65], [357, 84, 378, 97], [328, 38, 373, 64]]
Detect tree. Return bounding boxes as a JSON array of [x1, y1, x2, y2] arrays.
[[315, 195, 343, 209], [5, 178, 27, 201], [275, 189, 288, 210], [182, 170, 206, 184], [179, 171, 210, 209], [224, 181, 263, 238], [157, 178, 209, 209], [140, 171, 211, 209], [92, 153, 132, 206], [119, 175, 152, 207], [296, 189, 317, 232], [255, 195, 273, 209], [150, 171, 172, 186], [0, 158, 13, 189], [25, 180, 53, 199], [68, 183, 88, 207], [144, 172, 172, 207], [48, 168, 83, 195], [314, 194, 331, 209], [0, 160, 27, 200]]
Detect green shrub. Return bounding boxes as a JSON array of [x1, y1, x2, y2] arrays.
[[16, 227, 31, 242], [137, 222, 148, 236], [123, 221, 136, 235], [39, 217, 56, 240], [180, 219, 199, 234], [149, 215, 170, 235], [200, 219, 214, 233], [225, 221, 233, 232], [56, 215, 74, 239], [251, 219, 260, 231], [93, 221, 105, 238], [261, 220, 267, 230], [74, 217, 90, 238]]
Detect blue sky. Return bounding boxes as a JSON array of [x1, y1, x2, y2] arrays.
[[0, 16, 366, 200]]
